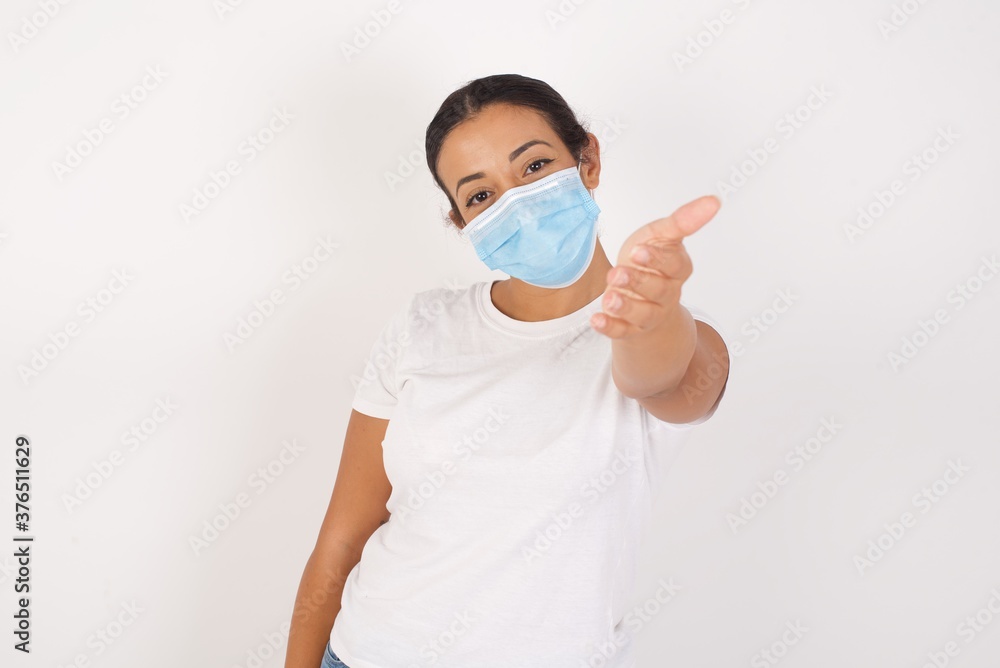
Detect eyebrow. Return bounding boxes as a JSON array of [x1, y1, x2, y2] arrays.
[[452, 139, 554, 201]]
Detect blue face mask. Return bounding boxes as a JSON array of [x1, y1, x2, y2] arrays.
[[461, 164, 601, 289]]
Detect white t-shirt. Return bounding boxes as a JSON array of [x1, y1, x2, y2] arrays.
[[330, 279, 731, 668]]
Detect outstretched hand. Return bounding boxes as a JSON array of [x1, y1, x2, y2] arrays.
[[590, 195, 722, 338]]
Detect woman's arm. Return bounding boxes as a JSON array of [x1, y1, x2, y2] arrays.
[[589, 195, 728, 423], [284, 409, 393, 668], [619, 315, 730, 423]]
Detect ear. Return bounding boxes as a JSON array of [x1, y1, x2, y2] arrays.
[[579, 132, 601, 190]]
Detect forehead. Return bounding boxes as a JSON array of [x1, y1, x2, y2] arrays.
[[437, 104, 561, 184]]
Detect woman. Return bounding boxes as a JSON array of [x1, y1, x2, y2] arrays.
[[285, 73, 731, 668]]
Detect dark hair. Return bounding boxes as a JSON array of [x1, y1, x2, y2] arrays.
[[424, 73, 591, 227]]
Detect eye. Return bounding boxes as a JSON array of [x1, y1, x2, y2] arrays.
[[465, 189, 491, 208], [463, 159, 555, 209], [526, 158, 552, 174]]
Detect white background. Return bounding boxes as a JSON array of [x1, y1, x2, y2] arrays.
[[2, 0, 999, 666]]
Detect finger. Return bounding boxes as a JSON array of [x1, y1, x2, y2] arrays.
[[643, 195, 722, 244], [628, 243, 692, 282], [607, 264, 683, 314], [600, 283, 678, 332], [589, 309, 640, 339]]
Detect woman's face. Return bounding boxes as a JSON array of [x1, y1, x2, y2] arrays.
[[436, 103, 599, 230]]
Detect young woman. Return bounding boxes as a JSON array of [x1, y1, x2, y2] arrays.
[[285, 73, 731, 668]]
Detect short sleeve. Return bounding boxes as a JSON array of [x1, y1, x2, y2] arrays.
[[662, 302, 732, 429], [351, 296, 414, 420]]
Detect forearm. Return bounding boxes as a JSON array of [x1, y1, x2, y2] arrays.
[[284, 544, 361, 668], [610, 304, 698, 400]]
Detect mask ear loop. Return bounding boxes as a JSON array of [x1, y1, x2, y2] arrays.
[[577, 161, 601, 239], [577, 161, 596, 199]]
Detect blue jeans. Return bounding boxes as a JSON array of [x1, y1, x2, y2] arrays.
[[321, 641, 350, 668]]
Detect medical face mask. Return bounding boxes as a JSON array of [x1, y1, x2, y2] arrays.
[[461, 164, 601, 289]]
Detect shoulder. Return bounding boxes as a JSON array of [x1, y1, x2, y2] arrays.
[[413, 279, 475, 306], [404, 280, 482, 333]]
